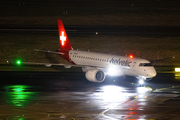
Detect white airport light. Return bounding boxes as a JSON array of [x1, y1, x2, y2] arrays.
[[175, 68, 180, 72], [175, 68, 180, 79]]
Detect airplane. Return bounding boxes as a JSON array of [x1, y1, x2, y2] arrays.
[[13, 19, 157, 83]]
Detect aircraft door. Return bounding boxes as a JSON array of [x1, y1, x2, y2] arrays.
[[131, 62, 136, 69], [127, 62, 137, 76]]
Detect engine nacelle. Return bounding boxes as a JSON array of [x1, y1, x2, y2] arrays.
[[85, 70, 106, 82]]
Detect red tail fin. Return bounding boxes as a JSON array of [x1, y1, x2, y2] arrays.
[[58, 19, 72, 51]]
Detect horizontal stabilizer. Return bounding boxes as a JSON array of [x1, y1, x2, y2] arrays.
[[34, 49, 64, 55]]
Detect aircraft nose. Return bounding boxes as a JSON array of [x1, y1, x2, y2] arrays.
[[149, 67, 157, 77]]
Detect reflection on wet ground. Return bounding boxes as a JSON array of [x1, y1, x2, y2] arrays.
[[3, 85, 37, 107], [0, 72, 180, 120]]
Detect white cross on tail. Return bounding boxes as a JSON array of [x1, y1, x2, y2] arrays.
[[60, 31, 66, 45]]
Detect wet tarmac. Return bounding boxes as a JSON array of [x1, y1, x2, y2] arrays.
[[1, 72, 180, 120]]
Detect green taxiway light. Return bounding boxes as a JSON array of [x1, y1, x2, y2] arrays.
[[16, 60, 21, 65]]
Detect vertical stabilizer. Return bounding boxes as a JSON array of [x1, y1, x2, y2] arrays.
[[58, 19, 72, 51]]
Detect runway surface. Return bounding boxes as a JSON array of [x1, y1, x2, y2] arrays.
[[0, 25, 180, 36], [1, 71, 180, 120]]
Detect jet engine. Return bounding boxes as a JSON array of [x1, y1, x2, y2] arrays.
[[85, 70, 106, 82]]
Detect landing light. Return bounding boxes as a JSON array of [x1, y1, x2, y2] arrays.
[[139, 79, 144, 85]]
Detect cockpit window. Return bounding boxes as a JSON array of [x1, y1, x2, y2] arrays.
[[139, 63, 153, 67]]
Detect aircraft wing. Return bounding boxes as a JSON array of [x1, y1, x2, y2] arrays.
[[8, 61, 106, 69], [150, 56, 175, 63], [8, 49, 106, 69]]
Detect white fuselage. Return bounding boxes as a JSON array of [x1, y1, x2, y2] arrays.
[[68, 50, 157, 80]]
